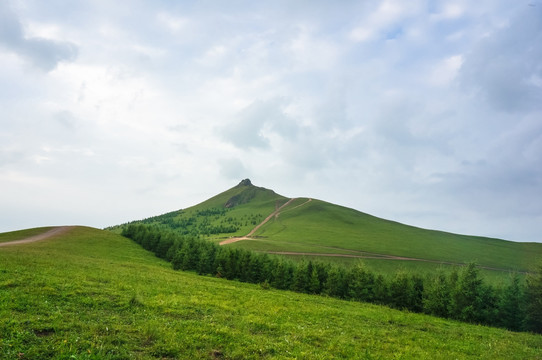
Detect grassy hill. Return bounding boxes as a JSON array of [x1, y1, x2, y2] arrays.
[[0, 227, 55, 243], [1, 227, 541, 359], [113, 179, 542, 277]]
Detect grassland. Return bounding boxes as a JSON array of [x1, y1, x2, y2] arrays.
[[116, 180, 542, 278], [245, 199, 541, 271], [1, 226, 541, 359], [0, 227, 53, 243]]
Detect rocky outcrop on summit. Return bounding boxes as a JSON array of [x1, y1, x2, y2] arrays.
[[237, 179, 253, 187]]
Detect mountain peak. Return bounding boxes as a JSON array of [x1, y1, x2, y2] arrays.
[[237, 178, 253, 187]]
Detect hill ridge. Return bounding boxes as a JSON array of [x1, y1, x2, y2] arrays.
[[112, 180, 542, 274]]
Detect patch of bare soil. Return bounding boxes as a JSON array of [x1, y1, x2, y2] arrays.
[[0, 226, 74, 247]]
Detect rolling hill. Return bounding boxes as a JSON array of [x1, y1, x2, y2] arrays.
[[1, 226, 541, 359], [112, 179, 542, 276]]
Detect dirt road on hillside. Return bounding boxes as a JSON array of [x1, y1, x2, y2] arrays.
[[220, 198, 302, 245], [0, 226, 73, 247], [264, 250, 526, 273]]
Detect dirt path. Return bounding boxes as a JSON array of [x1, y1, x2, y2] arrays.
[[220, 198, 300, 245], [263, 251, 526, 273], [218, 200, 523, 273], [0, 226, 73, 247]]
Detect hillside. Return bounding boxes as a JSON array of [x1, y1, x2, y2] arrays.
[[1, 227, 541, 359], [114, 179, 542, 276]]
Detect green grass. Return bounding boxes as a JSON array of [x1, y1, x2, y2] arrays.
[[246, 199, 542, 272], [115, 181, 542, 280], [0, 227, 53, 243], [1, 227, 541, 359]]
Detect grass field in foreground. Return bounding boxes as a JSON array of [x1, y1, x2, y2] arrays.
[[2, 227, 540, 359]]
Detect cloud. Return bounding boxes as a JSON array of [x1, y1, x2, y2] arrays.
[[0, 2, 77, 71], [459, 6, 542, 112], [219, 158, 249, 180], [349, 0, 420, 42], [0, 0, 541, 242], [220, 98, 297, 149], [54, 110, 77, 130]]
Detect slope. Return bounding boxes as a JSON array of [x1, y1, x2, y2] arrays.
[[111, 179, 542, 275], [1, 227, 541, 359], [242, 198, 542, 272], [110, 179, 287, 240]]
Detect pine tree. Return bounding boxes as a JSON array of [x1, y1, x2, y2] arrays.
[[423, 269, 451, 318], [410, 274, 424, 313], [450, 263, 484, 323], [348, 262, 375, 302], [324, 266, 347, 298], [525, 264, 542, 333], [389, 271, 418, 311], [478, 284, 498, 326], [271, 259, 292, 290], [155, 233, 174, 259], [247, 254, 263, 283], [292, 262, 309, 293], [373, 274, 389, 305], [196, 246, 212, 275], [308, 267, 321, 294], [497, 274, 525, 331]]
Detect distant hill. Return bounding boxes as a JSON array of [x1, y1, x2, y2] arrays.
[[113, 179, 542, 275]]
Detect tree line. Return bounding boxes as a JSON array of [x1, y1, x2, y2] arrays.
[[109, 208, 265, 238], [121, 224, 542, 333]]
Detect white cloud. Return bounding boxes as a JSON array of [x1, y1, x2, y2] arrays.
[[0, 1, 77, 71], [428, 54, 463, 86], [0, 0, 541, 242], [349, 0, 419, 42]]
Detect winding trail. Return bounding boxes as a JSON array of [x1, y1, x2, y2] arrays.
[[218, 200, 524, 273], [220, 198, 304, 245], [0, 226, 74, 247], [264, 250, 528, 273]]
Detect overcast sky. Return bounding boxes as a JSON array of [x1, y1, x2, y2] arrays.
[[1, 1, 541, 242]]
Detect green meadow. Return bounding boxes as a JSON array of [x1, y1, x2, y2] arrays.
[[117, 180, 542, 278], [1, 227, 541, 359]]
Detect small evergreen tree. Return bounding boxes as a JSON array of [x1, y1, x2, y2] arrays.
[[292, 262, 309, 293], [389, 271, 413, 310], [324, 266, 347, 298], [271, 259, 292, 290], [525, 264, 542, 333], [348, 262, 375, 302], [410, 274, 424, 313], [308, 267, 321, 294], [497, 274, 525, 331], [423, 269, 451, 318], [373, 274, 389, 305], [450, 263, 484, 323]]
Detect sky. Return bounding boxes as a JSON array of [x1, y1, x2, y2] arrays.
[[1, 0, 541, 242]]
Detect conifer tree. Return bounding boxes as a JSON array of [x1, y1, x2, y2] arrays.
[[271, 259, 292, 290], [324, 266, 347, 298], [450, 263, 484, 323], [292, 262, 309, 293], [497, 274, 525, 331], [373, 274, 389, 304], [348, 262, 375, 302], [525, 264, 542, 333], [410, 274, 424, 313], [423, 269, 451, 318], [308, 267, 321, 294], [389, 271, 413, 310]]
